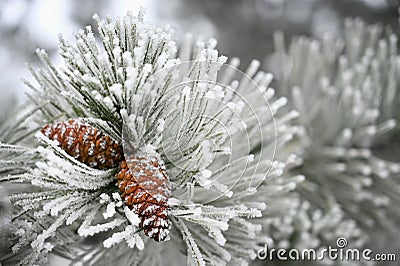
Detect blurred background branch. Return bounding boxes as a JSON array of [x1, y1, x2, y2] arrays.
[[0, 0, 398, 103]]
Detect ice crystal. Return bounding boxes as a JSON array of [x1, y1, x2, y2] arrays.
[[0, 11, 301, 265]]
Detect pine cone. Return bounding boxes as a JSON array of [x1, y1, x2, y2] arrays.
[[116, 147, 171, 241], [41, 119, 123, 169]]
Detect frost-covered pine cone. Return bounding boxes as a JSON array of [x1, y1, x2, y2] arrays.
[[116, 145, 171, 242], [41, 119, 123, 169]]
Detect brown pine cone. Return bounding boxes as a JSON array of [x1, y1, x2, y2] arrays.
[[116, 147, 171, 241], [41, 119, 123, 169]]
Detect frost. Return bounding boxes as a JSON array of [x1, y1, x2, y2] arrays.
[[99, 193, 110, 204], [103, 202, 116, 219], [134, 234, 145, 250], [78, 209, 125, 237], [103, 229, 129, 248], [103, 225, 143, 250], [124, 206, 140, 226], [157, 119, 165, 132]]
